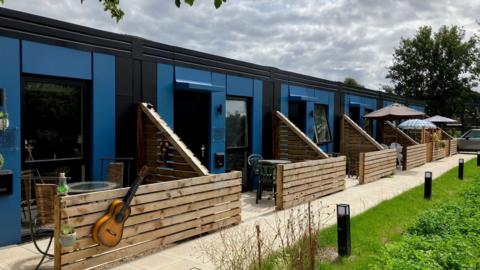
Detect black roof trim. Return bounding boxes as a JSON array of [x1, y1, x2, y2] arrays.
[[0, 7, 424, 106]]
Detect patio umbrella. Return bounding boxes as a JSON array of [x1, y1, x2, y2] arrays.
[[425, 115, 457, 123], [398, 119, 437, 130], [364, 103, 425, 120]]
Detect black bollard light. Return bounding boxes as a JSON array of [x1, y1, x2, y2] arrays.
[[459, 158, 464, 180], [337, 204, 351, 257], [424, 171, 432, 200], [477, 151, 480, 167]]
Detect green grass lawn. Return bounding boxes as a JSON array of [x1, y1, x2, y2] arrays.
[[263, 158, 480, 270]]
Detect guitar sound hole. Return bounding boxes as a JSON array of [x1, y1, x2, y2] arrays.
[[107, 229, 117, 236]]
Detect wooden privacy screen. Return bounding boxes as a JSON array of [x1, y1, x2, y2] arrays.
[[426, 142, 433, 162], [382, 121, 418, 147], [449, 139, 458, 155], [403, 144, 427, 170], [340, 114, 384, 176], [275, 156, 346, 210], [54, 172, 242, 270], [359, 149, 397, 184], [273, 111, 329, 162], [432, 140, 448, 161], [137, 103, 209, 183]]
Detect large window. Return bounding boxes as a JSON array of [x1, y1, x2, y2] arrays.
[[226, 99, 248, 148], [22, 76, 90, 180], [313, 104, 331, 144]]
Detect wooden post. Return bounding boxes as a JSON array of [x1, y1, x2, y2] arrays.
[[275, 164, 284, 210], [359, 152, 365, 184], [53, 195, 61, 270]]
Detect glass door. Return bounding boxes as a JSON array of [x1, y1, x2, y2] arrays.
[[225, 98, 250, 190], [22, 76, 90, 181]]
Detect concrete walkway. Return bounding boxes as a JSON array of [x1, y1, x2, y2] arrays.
[[0, 154, 473, 270]]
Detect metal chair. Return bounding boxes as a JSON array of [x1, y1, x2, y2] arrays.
[[256, 163, 276, 204], [390, 143, 403, 168], [247, 154, 263, 176]]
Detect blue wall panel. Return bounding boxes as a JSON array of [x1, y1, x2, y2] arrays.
[[157, 64, 174, 127], [252, 79, 263, 157], [410, 105, 424, 113], [22, 41, 91, 80], [92, 53, 116, 180], [175, 66, 211, 84], [0, 37, 21, 246], [210, 73, 226, 174], [226, 75, 253, 97]]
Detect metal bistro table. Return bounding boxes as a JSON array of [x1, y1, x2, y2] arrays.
[[256, 159, 291, 204], [68, 181, 119, 194]]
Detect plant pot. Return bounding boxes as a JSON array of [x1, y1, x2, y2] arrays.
[[59, 232, 77, 247], [0, 118, 9, 131]]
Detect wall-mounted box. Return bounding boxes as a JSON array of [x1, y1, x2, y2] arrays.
[[0, 170, 12, 195], [214, 152, 224, 168]]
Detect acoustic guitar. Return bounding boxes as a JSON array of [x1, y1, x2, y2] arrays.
[[92, 166, 149, 247]]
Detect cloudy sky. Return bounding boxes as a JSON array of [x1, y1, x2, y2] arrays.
[[2, 0, 478, 90]]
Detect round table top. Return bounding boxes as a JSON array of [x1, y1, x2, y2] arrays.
[[68, 181, 119, 194], [258, 159, 292, 165]]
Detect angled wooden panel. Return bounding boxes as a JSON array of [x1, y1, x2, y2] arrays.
[[274, 110, 328, 160], [138, 103, 209, 179]]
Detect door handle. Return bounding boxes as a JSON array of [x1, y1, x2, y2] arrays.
[[200, 144, 206, 158]]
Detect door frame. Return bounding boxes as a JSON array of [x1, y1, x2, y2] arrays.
[[225, 95, 253, 190]]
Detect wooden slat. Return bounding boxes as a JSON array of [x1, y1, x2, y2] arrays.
[[55, 172, 242, 270], [359, 149, 396, 184], [139, 103, 209, 176], [343, 115, 384, 150], [276, 157, 346, 210], [274, 111, 329, 159]]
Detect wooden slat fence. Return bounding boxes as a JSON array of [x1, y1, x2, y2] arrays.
[[359, 149, 397, 184], [382, 121, 418, 147], [340, 114, 384, 177], [275, 157, 346, 210], [54, 172, 242, 270], [426, 142, 433, 162], [273, 111, 329, 162], [449, 139, 458, 155], [432, 140, 448, 161], [137, 103, 209, 183], [403, 144, 427, 170]]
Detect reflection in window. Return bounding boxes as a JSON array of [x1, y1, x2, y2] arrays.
[[313, 104, 331, 144], [226, 100, 248, 148], [24, 80, 85, 161]]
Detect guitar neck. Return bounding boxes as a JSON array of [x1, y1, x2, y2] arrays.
[[121, 175, 145, 210]]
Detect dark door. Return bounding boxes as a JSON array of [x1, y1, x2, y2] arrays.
[[225, 98, 250, 190], [349, 105, 361, 124], [174, 91, 210, 168], [288, 101, 306, 131], [22, 76, 90, 181]]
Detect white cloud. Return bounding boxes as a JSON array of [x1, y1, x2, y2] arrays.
[[2, 0, 478, 89]]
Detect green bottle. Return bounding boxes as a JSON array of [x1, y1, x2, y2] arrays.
[[57, 172, 69, 195]]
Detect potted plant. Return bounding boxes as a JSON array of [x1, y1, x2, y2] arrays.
[[59, 224, 76, 247], [0, 112, 9, 131], [0, 153, 4, 170]]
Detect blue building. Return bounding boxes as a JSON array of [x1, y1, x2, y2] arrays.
[[0, 8, 424, 247]]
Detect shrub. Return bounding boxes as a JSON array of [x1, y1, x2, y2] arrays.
[[372, 182, 480, 269]]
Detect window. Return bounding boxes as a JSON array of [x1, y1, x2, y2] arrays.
[[313, 104, 331, 144], [226, 99, 248, 148], [23, 78, 87, 162], [465, 130, 480, 138]]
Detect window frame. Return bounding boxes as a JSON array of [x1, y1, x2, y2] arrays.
[[313, 103, 332, 145], [20, 75, 91, 177]]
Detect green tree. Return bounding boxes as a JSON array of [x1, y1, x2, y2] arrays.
[[0, 0, 227, 22], [387, 25, 480, 118], [344, 77, 364, 88]]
